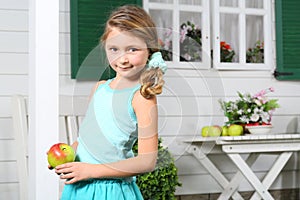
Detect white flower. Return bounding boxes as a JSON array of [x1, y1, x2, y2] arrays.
[[253, 107, 259, 114], [237, 109, 243, 115], [254, 99, 262, 106], [232, 104, 238, 110], [261, 112, 270, 123], [164, 39, 171, 50], [183, 53, 192, 61], [250, 113, 259, 122], [240, 115, 250, 123], [244, 94, 252, 102]]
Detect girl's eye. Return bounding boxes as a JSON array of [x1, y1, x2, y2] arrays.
[[128, 48, 138, 53], [109, 48, 118, 52]]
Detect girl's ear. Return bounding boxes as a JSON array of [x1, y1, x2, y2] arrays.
[[148, 50, 152, 59], [147, 51, 151, 64]]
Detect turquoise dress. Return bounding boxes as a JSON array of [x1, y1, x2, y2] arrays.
[[61, 79, 144, 200]]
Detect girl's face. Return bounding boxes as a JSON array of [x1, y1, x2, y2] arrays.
[[105, 28, 149, 80]]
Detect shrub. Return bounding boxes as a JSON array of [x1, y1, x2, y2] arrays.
[[132, 138, 182, 200]]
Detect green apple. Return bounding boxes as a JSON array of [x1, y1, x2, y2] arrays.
[[228, 124, 244, 136], [208, 125, 222, 137], [47, 143, 75, 169], [221, 126, 229, 136], [201, 126, 210, 137]]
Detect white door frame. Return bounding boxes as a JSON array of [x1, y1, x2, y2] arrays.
[[28, 0, 59, 199]]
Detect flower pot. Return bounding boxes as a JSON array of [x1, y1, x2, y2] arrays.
[[245, 125, 273, 135]]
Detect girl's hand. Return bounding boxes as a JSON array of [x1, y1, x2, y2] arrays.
[[55, 162, 94, 184]]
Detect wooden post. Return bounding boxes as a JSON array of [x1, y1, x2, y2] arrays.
[[28, 0, 59, 199]]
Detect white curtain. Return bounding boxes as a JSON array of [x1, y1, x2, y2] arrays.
[[219, 0, 264, 62]]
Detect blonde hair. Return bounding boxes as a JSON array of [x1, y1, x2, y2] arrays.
[[101, 5, 165, 99]]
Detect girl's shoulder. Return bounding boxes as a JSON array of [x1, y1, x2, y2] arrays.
[[132, 90, 157, 111], [132, 91, 158, 125], [88, 80, 107, 99], [94, 80, 107, 90]]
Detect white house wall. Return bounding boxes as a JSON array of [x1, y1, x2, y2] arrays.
[[0, 0, 300, 199]]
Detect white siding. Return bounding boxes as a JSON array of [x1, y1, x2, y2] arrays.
[[0, 0, 300, 199]]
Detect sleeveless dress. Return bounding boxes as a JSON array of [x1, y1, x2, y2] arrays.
[[60, 79, 144, 200]]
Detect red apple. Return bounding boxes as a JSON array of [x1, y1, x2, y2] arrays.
[[47, 143, 75, 169], [208, 125, 222, 137]]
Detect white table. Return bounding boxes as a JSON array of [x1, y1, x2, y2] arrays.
[[183, 134, 300, 200]]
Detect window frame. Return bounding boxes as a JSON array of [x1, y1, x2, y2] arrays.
[[212, 0, 273, 70], [144, 0, 273, 70]]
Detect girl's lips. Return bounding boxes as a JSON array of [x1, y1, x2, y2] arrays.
[[118, 65, 133, 70]]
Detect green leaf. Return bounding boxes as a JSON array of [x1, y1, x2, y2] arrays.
[[133, 138, 181, 199]]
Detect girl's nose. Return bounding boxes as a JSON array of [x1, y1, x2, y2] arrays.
[[119, 53, 129, 64]]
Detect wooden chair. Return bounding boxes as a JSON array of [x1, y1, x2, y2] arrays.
[[11, 95, 28, 200], [11, 95, 88, 200]]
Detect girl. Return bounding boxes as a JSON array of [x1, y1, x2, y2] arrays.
[[55, 5, 167, 200]]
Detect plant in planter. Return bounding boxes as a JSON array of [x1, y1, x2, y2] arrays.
[[220, 41, 235, 62], [219, 87, 280, 126], [179, 21, 202, 62], [246, 40, 264, 63], [158, 28, 173, 61], [132, 138, 181, 200], [158, 21, 202, 62]]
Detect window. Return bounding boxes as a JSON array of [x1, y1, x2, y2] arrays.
[[144, 0, 273, 70]]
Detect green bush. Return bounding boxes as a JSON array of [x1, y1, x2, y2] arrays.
[[132, 138, 182, 200]]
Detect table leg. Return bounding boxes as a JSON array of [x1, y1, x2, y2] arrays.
[[188, 145, 244, 200], [250, 152, 293, 200], [219, 153, 259, 200], [227, 153, 274, 200]]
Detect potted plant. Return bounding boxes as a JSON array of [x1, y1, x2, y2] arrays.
[[132, 138, 181, 200], [219, 87, 280, 134], [220, 41, 235, 62], [246, 40, 264, 63], [179, 21, 202, 62], [159, 21, 202, 62], [158, 28, 173, 61]]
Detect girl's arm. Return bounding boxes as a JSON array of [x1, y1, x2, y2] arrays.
[[71, 141, 78, 152], [55, 91, 158, 184]]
